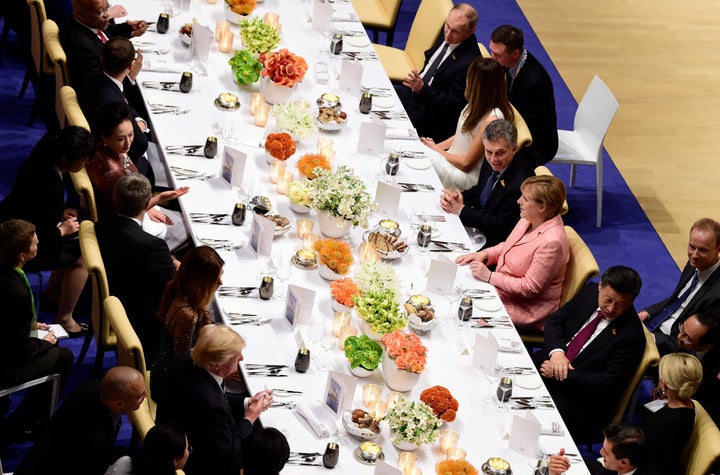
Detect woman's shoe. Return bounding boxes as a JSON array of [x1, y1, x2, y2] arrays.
[[65, 322, 89, 338]]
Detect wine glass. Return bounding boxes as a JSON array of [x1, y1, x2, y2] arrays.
[[410, 207, 424, 232], [307, 319, 326, 368]]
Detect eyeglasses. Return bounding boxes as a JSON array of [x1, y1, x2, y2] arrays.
[[678, 322, 694, 346]]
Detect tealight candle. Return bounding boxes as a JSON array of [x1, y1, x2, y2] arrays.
[[254, 104, 270, 127], [317, 137, 333, 153], [206, 0, 217, 4], [249, 93, 265, 115], [438, 429, 459, 453], [332, 312, 350, 336], [359, 242, 379, 263], [269, 159, 286, 183], [446, 447, 466, 461], [408, 468, 422, 475], [372, 400, 387, 418], [276, 170, 294, 194], [397, 452, 416, 474], [303, 233, 319, 251], [216, 21, 230, 43], [337, 325, 357, 349], [362, 384, 382, 409], [263, 12, 280, 30], [386, 391, 402, 411], [296, 218, 314, 239], [217, 30, 234, 53]]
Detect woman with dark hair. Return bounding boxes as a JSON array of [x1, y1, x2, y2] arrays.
[[242, 427, 290, 475], [105, 422, 190, 475], [0, 126, 93, 335], [0, 220, 74, 436], [421, 57, 514, 191]]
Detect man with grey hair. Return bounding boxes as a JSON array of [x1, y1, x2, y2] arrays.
[[440, 119, 534, 248], [95, 174, 178, 361]]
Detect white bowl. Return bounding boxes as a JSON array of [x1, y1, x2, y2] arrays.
[[342, 411, 381, 441], [407, 313, 438, 335]]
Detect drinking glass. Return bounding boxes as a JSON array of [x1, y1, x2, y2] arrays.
[[410, 207, 425, 232]]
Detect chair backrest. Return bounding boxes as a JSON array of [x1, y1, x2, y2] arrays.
[[574, 75, 619, 158], [78, 220, 115, 348], [610, 325, 660, 424], [378, 0, 403, 22], [70, 167, 99, 223], [42, 19, 70, 126], [559, 226, 599, 305], [60, 85, 90, 131], [477, 42, 490, 58], [510, 104, 533, 150], [405, 0, 454, 70], [682, 400, 720, 475], [534, 166, 569, 215], [27, 0, 52, 75]]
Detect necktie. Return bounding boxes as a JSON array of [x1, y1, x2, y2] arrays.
[[505, 68, 514, 92], [479, 171, 500, 209], [646, 270, 699, 332], [565, 311, 605, 362], [423, 42, 449, 82], [14, 267, 37, 336], [98, 30, 109, 43]]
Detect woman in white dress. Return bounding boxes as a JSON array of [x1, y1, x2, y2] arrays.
[[421, 57, 514, 191]]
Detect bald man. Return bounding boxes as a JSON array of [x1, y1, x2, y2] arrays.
[[15, 366, 147, 475]]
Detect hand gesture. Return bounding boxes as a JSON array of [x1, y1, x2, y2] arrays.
[[548, 449, 571, 475], [440, 189, 464, 214], [127, 20, 149, 37], [402, 69, 424, 93]]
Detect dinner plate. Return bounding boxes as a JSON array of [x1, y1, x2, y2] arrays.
[[266, 381, 302, 397], [372, 95, 396, 109], [473, 296, 503, 312], [402, 156, 432, 170], [344, 35, 370, 48], [514, 374, 542, 390]]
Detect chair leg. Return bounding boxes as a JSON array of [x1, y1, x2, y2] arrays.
[[596, 152, 603, 228], [373, 29, 379, 44], [76, 328, 94, 366], [18, 67, 32, 99], [387, 26, 396, 46], [0, 21, 9, 57], [94, 346, 106, 375], [569, 164, 577, 187], [48, 374, 60, 417]]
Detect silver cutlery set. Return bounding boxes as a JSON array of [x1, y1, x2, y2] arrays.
[[372, 110, 408, 120], [342, 51, 377, 61], [396, 150, 426, 159], [149, 103, 190, 115], [360, 86, 392, 97], [197, 238, 244, 251], [165, 145, 204, 156], [227, 313, 271, 326], [143, 81, 180, 91], [510, 396, 555, 410], [287, 452, 323, 466], [218, 286, 257, 297], [398, 182, 435, 192], [169, 166, 214, 181], [245, 364, 289, 377]]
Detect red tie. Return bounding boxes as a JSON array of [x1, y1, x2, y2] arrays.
[[565, 311, 605, 362], [98, 30, 109, 43]]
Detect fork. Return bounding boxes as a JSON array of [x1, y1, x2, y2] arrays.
[[165, 145, 203, 155]]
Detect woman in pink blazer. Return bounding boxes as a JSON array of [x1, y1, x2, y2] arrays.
[[457, 175, 569, 330]]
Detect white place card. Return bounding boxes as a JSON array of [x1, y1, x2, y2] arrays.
[[472, 333, 499, 374], [284, 285, 316, 328], [375, 181, 401, 219], [357, 122, 387, 155], [340, 60, 363, 95], [249, 214, 275, 257], [312, 0, 332, 33], [220, 145, 247, 188], [323, 370, 356, 416], [425, 254, 458, 294], [509, 411, 541, 457], [374, 461, 402, 475], [190, 23, 212, 74]]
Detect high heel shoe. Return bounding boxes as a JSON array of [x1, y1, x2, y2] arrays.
[[65, 322, 89, 338]]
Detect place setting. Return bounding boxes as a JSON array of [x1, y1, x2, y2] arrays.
[[398, 182, 435, 192], [189, 212, 230, 225], [169, 166, 215, 181]]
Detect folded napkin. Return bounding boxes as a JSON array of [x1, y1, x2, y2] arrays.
[[294, 403, 330, 438], [142, 59, 185, 73], [386, 127, 419, 140], [540, 421, 565, 436], [498, 338, 523, 353]]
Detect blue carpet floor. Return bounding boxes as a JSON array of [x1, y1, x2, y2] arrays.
[[0, 1, 673, 469]]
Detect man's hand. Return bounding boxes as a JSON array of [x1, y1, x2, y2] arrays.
[[402, 69, 424, 93], [129, 49, 143, 81], [127, 20, 148, 37], [147, 207, 172, 224], [440, 189, 463, 214], [63, 208, 78, 220], [58, 216, 79, 236], [246, 390, 274, 422], [107, 4, 128, 18], [548, 449, 570, 475], [157, 187, 190, 203], [637, 310, 649, 322], [540, 352, 574, 381]]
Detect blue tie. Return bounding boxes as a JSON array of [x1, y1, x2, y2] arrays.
[[646, 270, 699, 332], [479, 171, 500, 209], [423, 42, 449, 82]]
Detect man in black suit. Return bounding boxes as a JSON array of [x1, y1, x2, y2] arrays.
[[489, 25, 558, 168], [638, 218, 720, 355], [395, 3, 480, 142], [534, 266, 646, 443], [95, 174, 177, 361], [156, 325, 272, 475], [440, 120, 534, 248], [14, 366, 147, 475]]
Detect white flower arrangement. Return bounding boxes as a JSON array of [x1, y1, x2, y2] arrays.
[[384, 395, 440, 446], [306, 166, 377, 227], [271, 101, 317, 140], [354, 261, 400, 295]]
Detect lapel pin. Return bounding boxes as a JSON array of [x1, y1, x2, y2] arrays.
[[611, 328, 617, 336]]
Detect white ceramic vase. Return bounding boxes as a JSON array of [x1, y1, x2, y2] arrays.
[[317, 210, 351, 238], [349, 364, 376, 378], [318, 263, 344, 281], [390, 433, 419, 451], [261, 76, 294, 105], [381, 351, 421, 392], [290, 202, 311, 214]]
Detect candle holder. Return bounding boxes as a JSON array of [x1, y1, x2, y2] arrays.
[[438, 429, 459, 453], [362, 384, 382, 409], [249, 93, 265, 115], [218, 30, 234, 53], [276, 170, 294, 194], [446, 447, 466, 461], [296, 218, 314, 239], [372, 400, 387, 418], [254, 104, 270, 127], [216, 20, 230, 43], [386, 391, 401, 411], [303, 233, 319, 251], [337, 325, 357, 349], [397, 452, 416, 474], [263, 12, 280, 31], [359, 242, 378, 263], [269, 159, 286, 183], [332, 312, 350, 336]]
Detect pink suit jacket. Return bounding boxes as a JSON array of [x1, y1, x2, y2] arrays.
[[485, 215, 569, 331]]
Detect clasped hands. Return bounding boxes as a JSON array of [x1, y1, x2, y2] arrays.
[[455, 250, 492, 283], [402, 69, 425, 93], [58, 208, 79, 236], [246, 389, 274, 422], [539, 352, 574, 381]]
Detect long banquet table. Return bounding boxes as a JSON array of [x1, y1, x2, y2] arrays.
[[115, 0, 589, 473]]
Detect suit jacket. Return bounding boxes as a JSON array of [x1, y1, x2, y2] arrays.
[[508, 51, 558, 168], [534, 283, 646, 443], [596, 468, 661, 475], [695, 347, 720, 426], [14, 379, 122, 475], [643, 261, 720, 355], [95, 216, 175, 360], [156, 353, 254, 475], [485, 215, 569, 330], [459, 156, 535, 248]]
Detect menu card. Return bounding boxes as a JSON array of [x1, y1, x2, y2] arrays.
[[375, 181, 402, 219], [426, 254, 458, 294], [312, 0, 332, 33], [323, 370, 356, 415], [340, 60, 363, 95], [249, 214, 275, 257], [472, 333, 499, 373], [220, 146, 247, 188], [190, 23, 212, 75], [284, 285, 316, 329], [509, 411, 541, 457], [357, 122, 387, 155]]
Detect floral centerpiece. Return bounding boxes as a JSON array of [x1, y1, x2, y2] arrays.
[[271, 101, 316, 140], [435, 460, 479, 475], [314, 239, 353, 275], [297, 153, 331, 179], [226, 0, 256, 16], [286, 180, 312, 207], [353, 289, 406, 338], [238, 17, 280, 55], [330, 278, 360, 308], [420, 385, 459, 422], [354, 261, 400, 295], [344, 334, 383, 371], [265, 132, 296, 160], [306, 166, 377, 229], [228, 49, 262, 85], [259, 48, 308, 87], [383, 395, 440, 449], [381, 331, 427, 373]]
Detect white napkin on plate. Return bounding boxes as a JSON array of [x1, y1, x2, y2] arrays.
[[540, 420, 565, 436], [294, 403, 330, 438]]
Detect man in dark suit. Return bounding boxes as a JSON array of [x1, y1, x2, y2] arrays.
[[395, 3, 480, 142], [14, 366, 147, 475], [638, 218, 720, 355], [156, 325, 272, 475], [534, 266, 646, 443], [440, 119, 534, 248], [95, 174, 177, 362], [489, 25, 558, 168]]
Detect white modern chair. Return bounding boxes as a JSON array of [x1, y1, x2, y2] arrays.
[[550, 75, 618, 227]]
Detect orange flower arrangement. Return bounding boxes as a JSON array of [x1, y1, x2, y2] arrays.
[[265, 132, 296, 160], [330, 278, 360, 307], [420, 385, 459, 422], [314, 239, 353, 275], [435, 460, 479, 475], [297, 153, 331, 179], [259, 49, 308, 87], [380, 331, 427, 373], [226, 0, 256, 15]]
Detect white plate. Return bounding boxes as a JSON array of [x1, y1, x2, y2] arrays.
[[402, 156, 431, 170], [473, 296, 503, 312], [514, 374, 542, 390], [344, 35, 370, 48], [372, 95, 396, 109], [265, 381, 302, 397]]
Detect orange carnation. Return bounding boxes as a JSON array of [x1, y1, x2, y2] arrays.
[[265, 132, 296, 160]]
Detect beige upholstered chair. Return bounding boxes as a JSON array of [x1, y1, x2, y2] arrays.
[[60, 85, 90, 130], [23, 0, 53, 124], [352, 0, 403, 46], [682, 400, 720, 475], [103, 296, 156, 442], [477, 42, 490, 58], [0, 374, 61, 419], [41, 19, 71, 127], [77, 221, 116, 371], [373, 0, 454, 82], [534, 166, 569, 215], [510, 104, 533, 150]]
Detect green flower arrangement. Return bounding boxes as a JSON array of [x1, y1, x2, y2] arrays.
[[306, 166, 377, 227], [343, 334, 383, 370], [353, 288, 406, 336], [383, 395, 440, 446], [228, 49, 262, 85], [238, 17, 280, 55]]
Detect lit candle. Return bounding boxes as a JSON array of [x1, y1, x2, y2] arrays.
[[337, 325, 357, 349], [372, 400, 387, 418], [362, 384, 382, 409], [397, 452, 416, 474], [269, 159, 286, 184], [276, 170, 293, 194], [217, 30, 234, 53], [438, 429, 459, 453], [254, 104, 270, 127], [296, 218, 314, 239], [332, 312, 351, 336], [303, 233, 319, 251], [215, 21, 230, 43], [446, 447, 466, 461], [386, 391, 401, 411], [408, 468, 422, 475], [206, 0, 217, 4], [359, 242, 378, 263], [317, 137, 333, 153], [249, 93, 265, 115], [263, 12, 280, 30]]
